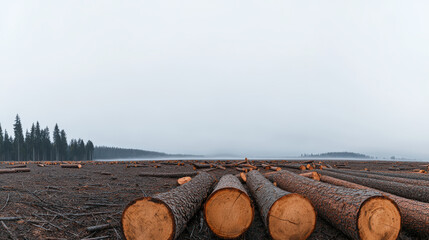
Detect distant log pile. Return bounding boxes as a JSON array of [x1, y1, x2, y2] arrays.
[[246, 171, 316, 240], [204, 174, 254, 239], [122, 172, 216, 240], [268, 170, 401, 240]]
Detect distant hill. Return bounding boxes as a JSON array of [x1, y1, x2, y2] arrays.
[[301, 152, 371, 159], [93, 146, 197, 159]]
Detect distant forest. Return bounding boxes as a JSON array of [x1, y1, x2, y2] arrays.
[[301, 152, 371, 158], [93, 146, 170, 159], [0, 115, 94, 161]]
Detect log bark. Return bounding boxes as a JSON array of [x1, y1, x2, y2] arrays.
[[139, 171, 199, 178], [6, 164, 26, 168], [192, 163, 212, 169], [359, 170, 429, 182], [0, 168, 30, 174], [122, 172, 216, 240], [319, 174, 429, 238], [246, 171, 316, 240], [61, 164, 82, 168], [268, 170, 401, 240], [325, 168, 429, 187], [281, 164, 306, 171], [204, 174, 254, 239], [299, 172, 320, 181], [316, 170, 429, 203]]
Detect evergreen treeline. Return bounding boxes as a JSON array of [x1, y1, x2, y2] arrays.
[[301, 152, 371, 158], [93, 146, 169, 159], [0, 115, 94, 161]]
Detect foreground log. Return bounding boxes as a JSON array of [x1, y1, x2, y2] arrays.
[[268, 170, 401, 240], [319, 174, 429, 238], [247, 171, 316, 240], [0, 168, 30, 174], [61, 164, 82, 168], [325, 168, 429, 187], [317, 170, 429, 203], [122, 172, 216, 240], [204, 175, 253, 239], [139, 171, 199, 178]]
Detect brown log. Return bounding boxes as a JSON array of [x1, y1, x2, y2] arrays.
[[268, 170, 401, 240], [0, 168, 30, 174], [261, 164, 271, 170], [319, 174, 429, 237], [240, 163, 257, 170], [246, 171, 316, 240], [317, 169, 429, 203], [269, 166, 281, 171], [204, 174, 254, 239], [360, 170, 429, 182], [281, 164, 306, 171], [299, 172, 320, 181], [235, 167, 252, 173], [325, 168, 429, 187], [177, 176, 192, 185], [139, 171, 199, 178], [215, 165, 226, 170], [122, 172, 216, 240], [61, 164, 82, 168], [5, 164, 26, 168]]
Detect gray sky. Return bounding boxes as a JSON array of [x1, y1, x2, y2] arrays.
[[1, 1, 429, 159]]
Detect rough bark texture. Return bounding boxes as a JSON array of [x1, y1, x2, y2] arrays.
[[326, 168, 429, 187], [138, 171, 198, 178], [246, 171, 316, 240], [319, 174, 429, 238], [204, 174, 253, 239], [122, 172, 216, 239], [360, 170, 429, 182], [316, 169, 429, 203], [268, 170, 400, 240]]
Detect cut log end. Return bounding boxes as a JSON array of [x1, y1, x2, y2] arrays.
[[357, 196, 401, 240], [122, 197, 175, 240], [268, 193, 316, 240], [204, 188, 254, 239]]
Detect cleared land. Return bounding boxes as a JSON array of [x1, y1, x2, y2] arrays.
[[0, 159, 427, 240]]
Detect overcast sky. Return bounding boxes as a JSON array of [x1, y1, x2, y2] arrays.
[[1, 1, 428, 159]]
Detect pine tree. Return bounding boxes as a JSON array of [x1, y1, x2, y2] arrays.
[[86, 140, 94, 160], [53, 124, 60, 160], [35, 122, 41, 161], [60, 130, 68, 161], [13, 115, 24, 161], [41, 127, 51, 161], [3, 131, 12, 161], [0, 124, 3, 161]]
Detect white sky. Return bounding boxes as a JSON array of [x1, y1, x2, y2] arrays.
[[1, 1, 429, 159]]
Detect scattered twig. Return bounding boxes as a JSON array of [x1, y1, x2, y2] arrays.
[[1, 221, 18, 240], [0, 193, 10, 211]]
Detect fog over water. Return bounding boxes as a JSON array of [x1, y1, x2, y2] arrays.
[[1, 1, 429, 159]]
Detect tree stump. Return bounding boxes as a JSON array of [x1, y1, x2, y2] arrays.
[[247, 171, 316, 240], [122, 172, 216, 240], [204, 174, 254, 239]]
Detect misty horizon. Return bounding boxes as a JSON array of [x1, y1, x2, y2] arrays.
[[1, 1, 428, 160]]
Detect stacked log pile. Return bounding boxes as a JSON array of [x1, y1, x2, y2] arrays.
[[267, 170, 401, 240]]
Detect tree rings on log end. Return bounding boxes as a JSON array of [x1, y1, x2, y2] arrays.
[[267, 193, 316, 240], [358, 196, 401, 240], [204, 188, 254, 239], [122, 197, 175, 240]]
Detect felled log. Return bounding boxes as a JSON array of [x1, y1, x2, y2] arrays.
[[362, 170, 429, 182], [126, 164, 147, 168], [235, 167, 253, 173], [246, 171, 316, 240], [319, 174, 429, 238], [215, 165, 226, 170], [122, 172, 216, 240], [37, 164, 45, 167], [268, 170, 401, 240], [204, 175, 253, 239], [61, 164, 82, 168], [317, 170, 429, 203], [325, 168, 429, 187], [177, 176, 192, 185], [299, 172, 320, 181], [281, 164, 306, 171], [0, 168, 30, 174], [193, 163, 212, 169], [240, 163, 257, 170], [139, 171, 199, 178], [6, 164, 26, 168], [269, 166, 281, 171], [261, 164, 271, 170]]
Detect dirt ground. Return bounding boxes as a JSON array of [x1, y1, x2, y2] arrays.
[[0, 159, 427, 240]]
